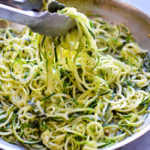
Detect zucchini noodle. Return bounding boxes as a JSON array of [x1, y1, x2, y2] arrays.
[[0, 1, 150, 149]]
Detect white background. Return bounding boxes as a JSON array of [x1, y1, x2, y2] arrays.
[[121, 0, 150, 15]]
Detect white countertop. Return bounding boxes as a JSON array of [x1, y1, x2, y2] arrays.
[[121, 0, 150, 15]]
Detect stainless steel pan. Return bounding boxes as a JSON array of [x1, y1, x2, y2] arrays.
[[0, 0, 149, 149]]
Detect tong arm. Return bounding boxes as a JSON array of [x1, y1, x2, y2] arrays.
[[0, 3, 37, 26]]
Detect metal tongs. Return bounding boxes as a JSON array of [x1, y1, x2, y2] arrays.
[[0, 0, 76, 37]]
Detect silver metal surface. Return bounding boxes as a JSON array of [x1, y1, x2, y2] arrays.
[[0, 0, 149, 149], [0, 0, 43, 11], [0, 1, 75, 37]]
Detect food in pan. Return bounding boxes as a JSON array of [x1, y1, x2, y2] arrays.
[[0, 1, 149, 149]]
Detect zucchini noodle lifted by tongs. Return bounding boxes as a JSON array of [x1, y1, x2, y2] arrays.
[[0, 1, 150, 150]]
